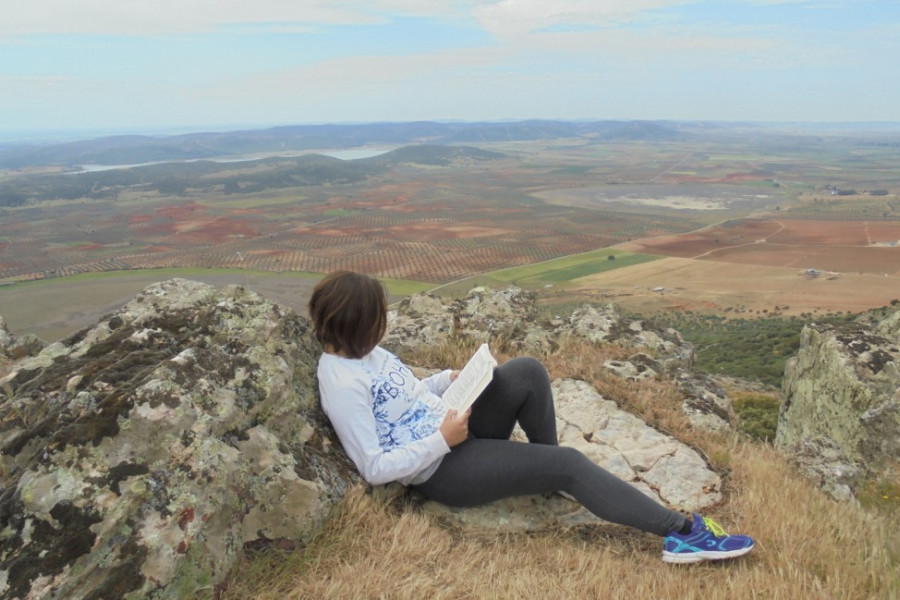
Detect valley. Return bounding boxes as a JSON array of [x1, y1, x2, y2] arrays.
[[1, 121, 899, 340]]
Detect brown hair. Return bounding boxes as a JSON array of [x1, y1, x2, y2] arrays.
[[308, 271, 388, 359]]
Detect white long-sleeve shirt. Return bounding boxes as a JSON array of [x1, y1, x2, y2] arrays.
[[317, 346, 453, 485]]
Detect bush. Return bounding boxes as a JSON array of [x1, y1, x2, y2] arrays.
[[644, 312, 853, 387], [732, 392, 780, 442]]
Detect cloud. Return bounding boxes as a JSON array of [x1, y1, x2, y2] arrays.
[[471, 0, 695, 37], [210, 44, 509, 99], [0, 0, 468, 37], [194, 20, 790, 122]]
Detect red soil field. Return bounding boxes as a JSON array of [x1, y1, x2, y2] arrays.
[[156, 203, 208, 220], [167, 217, 261, 244], [705, 244, 900, 275], [625, 219, 900, 275]]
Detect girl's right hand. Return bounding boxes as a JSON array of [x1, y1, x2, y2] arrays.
[[440, 409, 470, 447]]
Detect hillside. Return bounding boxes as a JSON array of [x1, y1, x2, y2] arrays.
[[0, 145, 503, 205], [0, 120, 687, 169], [2, 281, 896, 599]]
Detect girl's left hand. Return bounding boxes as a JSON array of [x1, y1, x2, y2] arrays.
[[449, 370, 460, 382]]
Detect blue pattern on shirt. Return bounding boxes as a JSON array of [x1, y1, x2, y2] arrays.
[[367, 352, 443, 453]]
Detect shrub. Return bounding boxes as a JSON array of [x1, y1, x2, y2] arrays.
[[732, 392, 780, 442]]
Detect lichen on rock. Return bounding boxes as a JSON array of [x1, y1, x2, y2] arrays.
[[776, 311, 900, 500], [0, 279, 357, 599]]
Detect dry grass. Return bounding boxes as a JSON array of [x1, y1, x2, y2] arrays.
[[220, 339, 900, 600]]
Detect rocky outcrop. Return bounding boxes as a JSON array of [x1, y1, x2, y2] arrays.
[[776, 313, 900, 500], [387, 286, 696, 367], [0, 316, 45, 363], [676, 371, 736, 434], [0, 281, 729, 598], [0, 280, 358, 600]]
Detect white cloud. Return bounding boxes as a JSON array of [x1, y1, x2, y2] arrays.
[[471, 0, 695, 36], [739, 0, 829, 5], [0, 0, 471, 37], [210, 44, 510, 100]]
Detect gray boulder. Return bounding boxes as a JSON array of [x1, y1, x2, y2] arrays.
[[0, 316, 46, 362], [0, 279, 358, 599], [677, 370, 736, 434], [776, 314, 900, 499], [388, 286, 695, 371]]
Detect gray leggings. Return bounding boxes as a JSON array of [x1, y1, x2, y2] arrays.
[[414, 357, 687, 537]]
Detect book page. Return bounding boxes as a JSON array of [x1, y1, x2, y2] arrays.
[[442, 343, 497, 413]]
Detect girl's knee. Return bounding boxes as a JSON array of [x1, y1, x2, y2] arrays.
[[500, 356, 549, 383], [557, 445, 588, 465]]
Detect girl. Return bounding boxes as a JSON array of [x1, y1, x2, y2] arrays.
[[308, 271, 753, 564]]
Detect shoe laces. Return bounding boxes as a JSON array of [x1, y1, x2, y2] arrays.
[[701, 516, 729, 537]]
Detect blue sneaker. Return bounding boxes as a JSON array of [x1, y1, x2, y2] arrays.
[[662, 514, 754, 564]]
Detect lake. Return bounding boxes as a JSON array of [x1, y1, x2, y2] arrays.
[[72, 147, 392, 173]]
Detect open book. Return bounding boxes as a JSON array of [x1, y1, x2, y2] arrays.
[[441, 343, 497, 413]]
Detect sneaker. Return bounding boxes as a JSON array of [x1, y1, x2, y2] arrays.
[[662, 514, 755, 564]]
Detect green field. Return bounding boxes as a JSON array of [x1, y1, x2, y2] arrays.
[[490, 248, 661, 286], [431, 248, 662, 297]]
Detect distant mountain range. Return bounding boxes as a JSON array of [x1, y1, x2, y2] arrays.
[[0, 145, 506, 206], [0, 120, 690, 169], [3, 119, 897, 171]]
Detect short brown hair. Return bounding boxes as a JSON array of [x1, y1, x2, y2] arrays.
[[308, 271, 388, 358]]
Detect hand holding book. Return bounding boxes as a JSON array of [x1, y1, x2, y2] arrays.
[[441, 343, 497, 414], [439, 408, 470, 447]]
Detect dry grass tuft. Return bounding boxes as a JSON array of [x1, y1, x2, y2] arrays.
[[220, 339, 900, 600]]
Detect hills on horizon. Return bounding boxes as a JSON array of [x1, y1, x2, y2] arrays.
[[4, 119, 900, 170], [0, 145, 505, 206]]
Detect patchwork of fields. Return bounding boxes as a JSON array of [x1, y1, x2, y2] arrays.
[[2, 133, 900, 338], [0, 170, 703, 285]]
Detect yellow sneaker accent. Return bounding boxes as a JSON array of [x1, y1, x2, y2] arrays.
[[701, 516, 728, 537]]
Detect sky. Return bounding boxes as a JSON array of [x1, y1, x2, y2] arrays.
[[2, 0, 899, 138]]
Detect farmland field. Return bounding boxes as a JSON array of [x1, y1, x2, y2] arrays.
[[558, 257, 900, 317], [0, 268, 430, 341], [2, 124, 899, 340]]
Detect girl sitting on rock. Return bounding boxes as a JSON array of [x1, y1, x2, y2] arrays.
[[308, 270, 754, 564]]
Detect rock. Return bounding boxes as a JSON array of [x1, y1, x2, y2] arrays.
[[780, 437, 860, 503], [4, 334, 46, 361], [0, 316, 46, 362], [776, 314, 900, 499], [387, 286, 542, 353], [0, 316, 13, 349], [0, 279, 359, 600], [422, 379, 722, 531], [677, 370, 736, 433], [387, 293, 455, 348], [387, 287, 695, 370], [603, 352, 661, 382]]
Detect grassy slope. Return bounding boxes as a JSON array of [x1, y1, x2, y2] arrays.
[[220, 339, 900, 600]]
